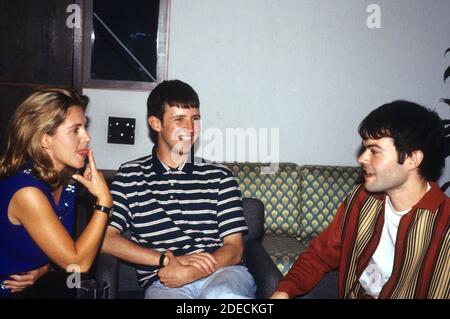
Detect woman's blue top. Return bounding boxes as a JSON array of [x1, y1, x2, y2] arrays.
[[0, 165, 76, 294]]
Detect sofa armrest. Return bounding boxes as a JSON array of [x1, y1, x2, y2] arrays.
[[242, 197, 282, 298], [244, 240, 282, 299], [242, 198, 264, 242]]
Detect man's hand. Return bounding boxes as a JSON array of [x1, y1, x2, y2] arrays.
[[270, 291, 290, 299], [3, 264, 50, 293], [158, 251, 208, 288], [176, 252, 217, 274]]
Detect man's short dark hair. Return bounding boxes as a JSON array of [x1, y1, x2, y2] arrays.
[[147, 80, 200, 144], [358, 100, 445, 181]]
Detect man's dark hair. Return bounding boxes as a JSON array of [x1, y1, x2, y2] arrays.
[[147, 80, 200, 144], [358, 100, 445, 181]]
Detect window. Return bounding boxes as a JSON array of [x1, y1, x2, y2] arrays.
[[82, 0, 169, 90]]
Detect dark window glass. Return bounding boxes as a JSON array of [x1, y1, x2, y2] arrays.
[[91, 0, 160, 82]]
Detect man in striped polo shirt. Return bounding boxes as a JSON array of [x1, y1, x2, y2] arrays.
[[272, 101, 449, 299], [101, 80, 256, 299]]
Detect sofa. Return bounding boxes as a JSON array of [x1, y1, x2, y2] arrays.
[[221, 163, 363, 275]]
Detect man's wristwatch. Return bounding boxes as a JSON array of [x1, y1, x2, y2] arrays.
[[159, 252, 167, 267]]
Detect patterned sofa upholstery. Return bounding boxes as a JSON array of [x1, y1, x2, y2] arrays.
[[223, 163, 363, 275]]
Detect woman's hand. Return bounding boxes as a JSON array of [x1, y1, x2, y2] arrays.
[[72, 149, 112, 207], [3, 264, 50, 293]]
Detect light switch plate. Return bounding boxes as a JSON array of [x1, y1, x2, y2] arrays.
[[107, 117, 136, 145]]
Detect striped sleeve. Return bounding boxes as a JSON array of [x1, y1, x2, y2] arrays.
[[216, 168, 247, 238], [109, 164, 133, 233]]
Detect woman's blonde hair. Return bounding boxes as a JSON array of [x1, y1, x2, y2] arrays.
[[0, 87, 89, 189]]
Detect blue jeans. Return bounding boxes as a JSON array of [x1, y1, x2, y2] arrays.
[[145, 265, 256, 299]]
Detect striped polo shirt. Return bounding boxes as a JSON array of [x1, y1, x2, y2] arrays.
[[109, 147, 247, 288]]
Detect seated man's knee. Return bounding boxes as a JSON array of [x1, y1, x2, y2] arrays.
[[201, 266, 256, 299], [145, 281, 192, 299]]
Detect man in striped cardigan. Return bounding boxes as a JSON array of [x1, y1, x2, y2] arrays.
[[272, 100, 449, 299]]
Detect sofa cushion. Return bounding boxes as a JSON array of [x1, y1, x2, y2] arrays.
[[223, 163, 302, 237], [298, 165, 363, 240], [262, 235, 309, 275]]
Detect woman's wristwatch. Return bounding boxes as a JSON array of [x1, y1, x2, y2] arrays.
[[93, 204, 112, 215]]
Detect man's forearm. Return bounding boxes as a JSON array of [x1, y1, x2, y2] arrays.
[[211, 233, 244, 269], [101, 228, 161, 266], [212, 243, 242, 268]]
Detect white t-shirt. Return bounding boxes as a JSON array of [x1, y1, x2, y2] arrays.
[[358, 184, 430, 298]]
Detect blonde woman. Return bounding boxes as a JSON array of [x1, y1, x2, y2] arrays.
[[0, 87, 111, 297]]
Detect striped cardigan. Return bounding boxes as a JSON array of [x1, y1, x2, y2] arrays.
[[278, 182, 449, 299]]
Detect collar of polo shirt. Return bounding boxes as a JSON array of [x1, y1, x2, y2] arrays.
[[151, 145, 194, 175]]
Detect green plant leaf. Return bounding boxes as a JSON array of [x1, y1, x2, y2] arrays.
[[445, 139, 450, 158], [444, 124, 450, 136], [441, 181, 450, 192], [444, 66, 450, 82]]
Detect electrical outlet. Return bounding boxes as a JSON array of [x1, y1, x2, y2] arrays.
[[107, 117, 136, 145]]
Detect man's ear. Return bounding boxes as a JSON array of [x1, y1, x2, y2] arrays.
[[148, 116, 162, 132], [407, 150, 424, 171]]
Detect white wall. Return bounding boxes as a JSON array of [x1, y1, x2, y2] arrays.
[[84, 0, 450, 189]]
